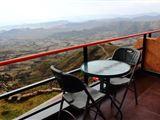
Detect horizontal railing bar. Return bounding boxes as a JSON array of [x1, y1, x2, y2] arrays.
[[137, 47, 143, 50], [0, 77, 55, 99], [0, 29, 160, 66], [90, 81, 101, 87], [0, 68, 80, 99], [143, 69, 160, 78]]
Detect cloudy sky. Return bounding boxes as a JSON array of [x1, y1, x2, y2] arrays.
[[0, 0, 160, 27]]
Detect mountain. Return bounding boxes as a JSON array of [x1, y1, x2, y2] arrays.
[[0, 13, 160, 31], [133, 15, 160, 21], [0, 20, 69, 31], [0, 15, 160, 62], [0, 17, 159, 40]]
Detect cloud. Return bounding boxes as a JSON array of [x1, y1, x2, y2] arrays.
[[0, 0, 159, 26]]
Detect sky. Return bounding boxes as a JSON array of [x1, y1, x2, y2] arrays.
[[0, 0, 160, 27]]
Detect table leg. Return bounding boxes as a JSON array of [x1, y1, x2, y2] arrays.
[[100, 79, 104, 91], [104, 77, 110, 93]]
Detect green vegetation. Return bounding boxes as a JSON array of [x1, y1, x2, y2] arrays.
[[0, 92, 58, 120]]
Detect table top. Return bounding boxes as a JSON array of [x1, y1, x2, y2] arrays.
[[81, 60, 131, 78]]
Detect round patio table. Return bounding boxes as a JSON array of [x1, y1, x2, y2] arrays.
[[81, 60, 131, 78], [81, 59, 131, 92]]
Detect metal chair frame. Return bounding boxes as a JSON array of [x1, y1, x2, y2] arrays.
[[50, 66, 106, 120], [109, 47, 141, 110]]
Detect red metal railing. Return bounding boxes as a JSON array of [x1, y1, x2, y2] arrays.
[[0, 29, 160, 66]]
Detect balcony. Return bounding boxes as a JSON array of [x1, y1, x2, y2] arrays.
[[0, 30, 160, 120], [47, 71, 159, 120]]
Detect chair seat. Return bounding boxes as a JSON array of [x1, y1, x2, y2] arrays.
[[63, 87, 105, 109], [110, 77, 130, 85]]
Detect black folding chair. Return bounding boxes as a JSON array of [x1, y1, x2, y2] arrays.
[[50, 66, 106, 120], [109, 47, 141, 109]]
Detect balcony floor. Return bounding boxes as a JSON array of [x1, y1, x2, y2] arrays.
[[47, 71, 160, 120], [98, 72, 160, 120]]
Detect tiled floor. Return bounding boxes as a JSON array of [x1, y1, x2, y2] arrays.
[[79, 72, 160, 120], [47, 71, 160, 120]]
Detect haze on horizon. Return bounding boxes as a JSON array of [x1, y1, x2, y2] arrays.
[[0, 0, 160, 27]]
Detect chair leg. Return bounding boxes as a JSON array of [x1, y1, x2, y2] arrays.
[[62, 110, 77, 120], [133, 81, 138, 105], [114, 85, 129, 118], [111, 89, 117, 107], [94, 109, 98, 120], [94, 104, 106, 120], [93, 103, 101, 120], [83, 98, 90, 120], [58, 98, 64, 120], [113, 91, 117, 99], [119, 85, 129, 110], [109, 96, 123, 120], [113, 86, 129, 116], [82, 108, 89, 120]]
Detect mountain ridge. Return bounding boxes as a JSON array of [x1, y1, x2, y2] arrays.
[[0, 13, 160, 31]]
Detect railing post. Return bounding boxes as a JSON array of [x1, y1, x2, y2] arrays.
[[83, 46, 88, 63], [83, 46, 89, 84], [142, 34, 147, 70], [148, 33, 152, 37]]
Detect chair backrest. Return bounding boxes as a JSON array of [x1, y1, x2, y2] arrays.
[[112, 47, 141, 66], [50, 66, 86, 93]]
